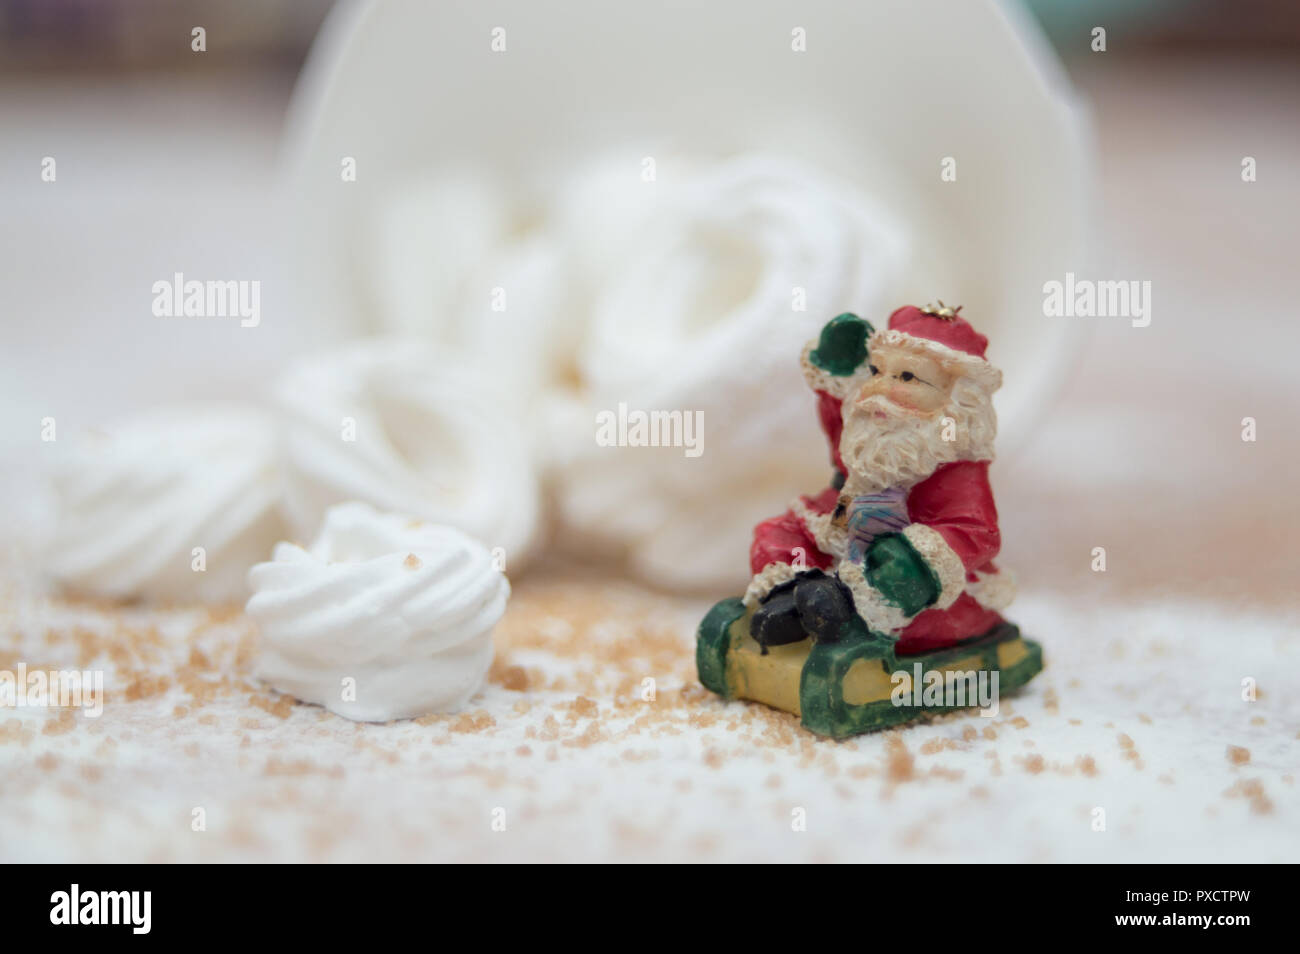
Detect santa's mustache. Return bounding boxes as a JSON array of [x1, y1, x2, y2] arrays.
[[839, 382, 996, 493], [848, 393, 927, 423]]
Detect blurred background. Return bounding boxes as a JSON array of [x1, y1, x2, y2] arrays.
[[2, 0, 1297, 604], [6, 0, 1300, 68]]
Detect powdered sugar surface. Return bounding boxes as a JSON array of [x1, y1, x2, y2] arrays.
[[1, 570, 1293, 863]]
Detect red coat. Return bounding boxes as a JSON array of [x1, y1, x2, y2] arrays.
[[749, 459, 1009, 654]]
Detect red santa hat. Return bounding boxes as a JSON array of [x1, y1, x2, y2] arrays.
[[887, 303, 988, 357], [872, 302, 1002, 395]]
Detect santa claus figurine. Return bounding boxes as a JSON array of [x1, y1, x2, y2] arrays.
[[697, 304, 1042, 737]]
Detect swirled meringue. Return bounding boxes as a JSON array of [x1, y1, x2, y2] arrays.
[[547, 154, 910, 590], [246, 502, 508, 721], [44, 404, 286, 603], [274, 340, 542, 566], [365, 175, 575, 403]]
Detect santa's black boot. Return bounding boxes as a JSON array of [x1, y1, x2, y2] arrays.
[[792, 573, 856, 643], [751, 580, 807, 655]]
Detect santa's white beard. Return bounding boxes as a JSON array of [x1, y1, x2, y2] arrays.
[[839, 379, 997, 494]]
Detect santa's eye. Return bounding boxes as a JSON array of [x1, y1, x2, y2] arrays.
[[869, 364, 879, 375], [900, 371, 915, 382]]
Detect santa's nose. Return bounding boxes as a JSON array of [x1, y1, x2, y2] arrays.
[[853, 386, 891, 407], [853, 382, 880, 404]]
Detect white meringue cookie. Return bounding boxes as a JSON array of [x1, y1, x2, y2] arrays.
[[365, 175, 513, 339], [274, 340, 541, 567], [365, 175, 575, 403], [44, 404, 286, 603], [246, 502, 508, 722], [548, 155, 909, 590]]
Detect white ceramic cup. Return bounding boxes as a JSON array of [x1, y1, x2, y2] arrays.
[[279, 0, 1092, 588]]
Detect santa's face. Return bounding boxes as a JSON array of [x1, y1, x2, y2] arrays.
[[854, 344, 954, 415], [838, 343, 996, 494]]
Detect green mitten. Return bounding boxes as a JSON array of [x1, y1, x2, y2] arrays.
[[863, 533, 940, 617], [808, 312, 874, 376]]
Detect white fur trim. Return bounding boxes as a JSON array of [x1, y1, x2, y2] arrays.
[[790, 496, 848, 562], [800, 343, 871, 401], [901, 524, 966, 610], [869, 328, 1003, 395], [837, 560, 910, 636], [742, 562, 799, 609], [966, 567, 1017, 612]]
